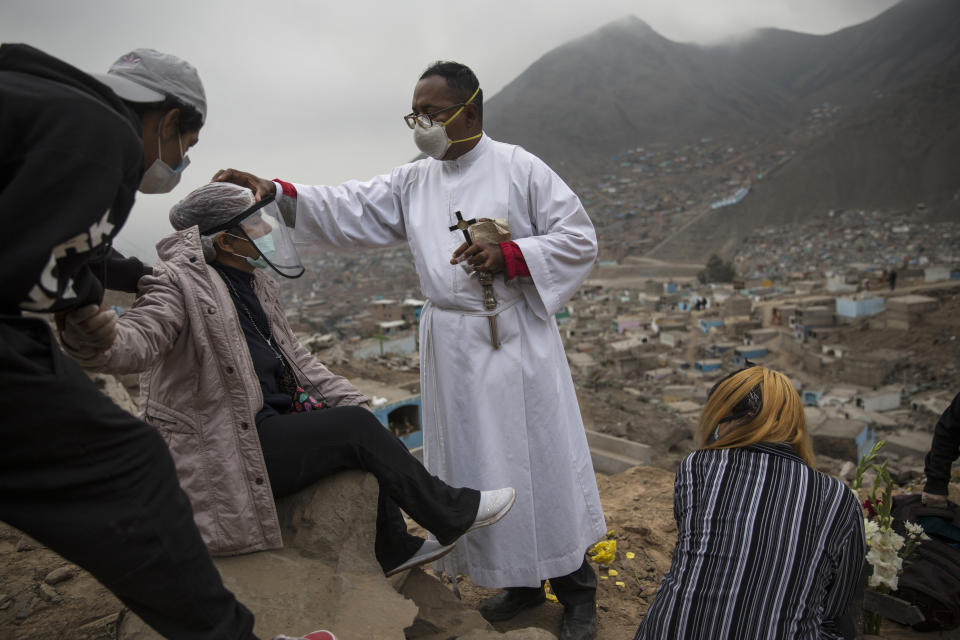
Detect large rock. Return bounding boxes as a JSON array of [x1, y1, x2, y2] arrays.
[[118, 470, 417, 639], [401, 568, 493, 639]]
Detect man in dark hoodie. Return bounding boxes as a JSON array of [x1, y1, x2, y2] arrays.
[[923, 392, 960, 507], [0, 44, 317, 640]]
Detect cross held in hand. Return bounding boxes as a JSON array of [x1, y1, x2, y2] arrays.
[[449, 211, 478, 245]]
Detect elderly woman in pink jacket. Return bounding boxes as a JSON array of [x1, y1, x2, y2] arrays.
[[63, 182, 515, 577]]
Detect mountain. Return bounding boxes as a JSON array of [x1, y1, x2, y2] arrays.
[[482, 0, 960, 260], [715, 0, 960, 105], [485, 0, 960, 173], [484, 16, 794, 175], [647, 60, 960, 261]]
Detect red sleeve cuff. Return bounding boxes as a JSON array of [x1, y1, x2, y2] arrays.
[[272, 179, 297, 199], [500, 241, 530, 280]]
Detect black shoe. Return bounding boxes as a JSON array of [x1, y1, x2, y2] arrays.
[[477, 587, 546, 622], [559, 602, 597, 640]]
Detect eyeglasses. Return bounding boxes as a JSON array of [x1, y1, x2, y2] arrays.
[[403, 103, 467, 129]]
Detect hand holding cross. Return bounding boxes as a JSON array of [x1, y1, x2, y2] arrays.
[[446, 210, 503, 349], [449, 211, 505, 273]]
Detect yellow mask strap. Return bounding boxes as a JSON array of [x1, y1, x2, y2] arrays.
[[440, 85, 481, 129], [449, 132, 483, 144]]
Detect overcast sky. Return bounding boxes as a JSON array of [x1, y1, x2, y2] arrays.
[[2, 0, 899, 261]]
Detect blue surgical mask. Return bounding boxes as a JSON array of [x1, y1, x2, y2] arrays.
[[209, 197, 304, 279], [224, 232, 273, 269], [246, 233, 275, 269], [139, 120, 189, 194]]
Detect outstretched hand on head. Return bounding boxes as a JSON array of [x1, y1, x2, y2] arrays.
[[212, 168, 275, 201]]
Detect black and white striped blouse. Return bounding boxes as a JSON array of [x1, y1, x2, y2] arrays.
[[635, 442, 865, 640]]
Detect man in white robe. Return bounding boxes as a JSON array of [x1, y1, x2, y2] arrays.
[[215, 61, 606, 640]]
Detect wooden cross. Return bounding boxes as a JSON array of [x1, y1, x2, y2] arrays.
[[448, 211, 478, 245], [446, 210, 501, 350]]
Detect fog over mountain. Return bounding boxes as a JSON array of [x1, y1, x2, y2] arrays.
[[485, 0, 958, 169], [480, 0, 960, 258]]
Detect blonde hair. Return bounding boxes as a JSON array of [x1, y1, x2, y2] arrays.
[[696, 366, 814, 466]]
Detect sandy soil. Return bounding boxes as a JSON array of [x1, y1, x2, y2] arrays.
[[2, 466, 955, 639], [427, 466, 680, 640]]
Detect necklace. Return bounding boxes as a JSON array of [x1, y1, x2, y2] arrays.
[[213, 265, 308, 405], [215, 266, 284, 362]]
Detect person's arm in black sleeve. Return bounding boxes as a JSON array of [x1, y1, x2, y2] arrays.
[[89, 247, 152, 294], [0, 67, 141, 314], [923, 392, 960, 498]]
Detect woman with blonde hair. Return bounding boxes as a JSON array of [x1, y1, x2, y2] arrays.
[[634, 366, 864, 640]]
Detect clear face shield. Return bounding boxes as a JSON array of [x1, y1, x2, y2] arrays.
[[204, 193, 305, 279]]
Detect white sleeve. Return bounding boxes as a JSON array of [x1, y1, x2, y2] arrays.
[[511, 155, 597, 319], [291, 168, 408, 250]]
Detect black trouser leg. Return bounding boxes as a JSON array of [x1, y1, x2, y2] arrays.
[[373, 489, 423, 570], [495, 555, 596, 607], [550, 555, 598, 607], [257, 406, 480, 570], [0, 318, 257, 640]]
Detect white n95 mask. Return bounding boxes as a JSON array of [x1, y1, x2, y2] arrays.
[[412, 86, 482, 160], [414, 123, 453, 160]]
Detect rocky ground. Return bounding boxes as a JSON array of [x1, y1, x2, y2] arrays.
[[0, 466, 676, 640], [0, 525, 121, 640], [411, 466, 678, 640], [4, 465, 957, 639]]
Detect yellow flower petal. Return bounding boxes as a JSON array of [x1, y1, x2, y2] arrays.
[[626, 552, 636, 559], [545, 593, 559, 602], [600, 575, 608, 580], [608, 569, 619, 576], [615, 581, 626, 587], [588, 539, 617, 565]]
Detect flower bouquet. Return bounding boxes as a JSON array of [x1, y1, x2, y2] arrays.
[[853, 440, 929, 633]]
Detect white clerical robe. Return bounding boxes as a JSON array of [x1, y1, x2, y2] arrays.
[[289, 134, 607, 587]]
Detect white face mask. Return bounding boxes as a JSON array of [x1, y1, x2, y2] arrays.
[[414, 123, 452, 160], [139, 120, 189, 194], [411, 86, 482, 160]]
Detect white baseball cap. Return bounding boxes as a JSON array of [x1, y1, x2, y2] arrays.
[[95, 49, 207, 124]]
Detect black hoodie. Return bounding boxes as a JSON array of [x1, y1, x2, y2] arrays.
[[924, 392, 960, 496], [0, 43, 148, 314]]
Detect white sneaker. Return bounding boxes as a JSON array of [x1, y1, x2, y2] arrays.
[[467, 487, 517, 533], [272, 631, 337, 640], [384, 538, 457, 577]]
